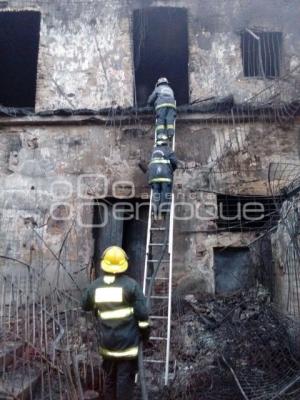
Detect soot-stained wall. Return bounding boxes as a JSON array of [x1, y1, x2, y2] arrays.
[[1, 0, 299, 109]]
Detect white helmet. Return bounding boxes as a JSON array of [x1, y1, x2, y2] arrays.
[[156, 77, 169, 86]]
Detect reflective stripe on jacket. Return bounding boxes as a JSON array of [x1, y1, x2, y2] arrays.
[[155, 102, 176, 110], [150, 158, 171, 165], [150, 177, 172, 183], [81, 274, 149, 359], [100, 346, 139, 358]]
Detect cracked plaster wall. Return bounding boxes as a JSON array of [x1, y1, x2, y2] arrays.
[[0, 121, 298, 293]]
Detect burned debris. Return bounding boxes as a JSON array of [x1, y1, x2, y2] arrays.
[[166, 288, 300, 400]]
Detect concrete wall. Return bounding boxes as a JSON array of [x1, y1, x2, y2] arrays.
[[2, 0, 300, 109]]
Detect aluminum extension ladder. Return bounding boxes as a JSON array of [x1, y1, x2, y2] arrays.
[[142, 129, 176, 386]]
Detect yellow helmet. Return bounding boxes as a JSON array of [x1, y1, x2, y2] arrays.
[[100, 246, 128, 274]]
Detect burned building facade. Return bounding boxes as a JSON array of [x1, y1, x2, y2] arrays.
[[0, 0, 299, 311]]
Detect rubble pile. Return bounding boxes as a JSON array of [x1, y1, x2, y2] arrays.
[[159, 286, 300, 400]]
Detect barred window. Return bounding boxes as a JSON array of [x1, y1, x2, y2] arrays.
[[216, 194, 281, 231], [241, 30, 282, 78]]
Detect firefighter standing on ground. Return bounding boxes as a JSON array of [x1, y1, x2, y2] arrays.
[[148, 137, 178, 217], [147, 77, 176, 139], [81, 246, 150, 400]]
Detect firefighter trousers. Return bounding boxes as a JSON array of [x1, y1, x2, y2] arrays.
[[102, 358, 137, 400], [151, 182, 172, 215], [155, 107, 176, 138]]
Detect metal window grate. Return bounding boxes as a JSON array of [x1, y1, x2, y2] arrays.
[[241, 30, 282, 78], [216, 194, 282, 231]]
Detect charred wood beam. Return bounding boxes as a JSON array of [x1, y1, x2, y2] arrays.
[[0, 96, 298, 119], [0, 114, 289, 128]]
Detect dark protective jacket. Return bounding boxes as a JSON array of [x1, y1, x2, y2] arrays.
[[81, 274, 149, 359], [147, 83, 176, 110], [148, 144, 178, 184]]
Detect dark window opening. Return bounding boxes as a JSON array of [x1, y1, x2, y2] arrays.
[[133, 7, 189, 106], [216, 194, 281, 232], [92, 198, 149, 284], [214, 247, 254, 294], [241, 31, 282, 78], [0, 11, 41, 109]]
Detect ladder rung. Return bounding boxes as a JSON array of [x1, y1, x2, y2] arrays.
[[146, 277, 168, 281], [149, 315, 168, 319], [150, 227, 166, 231], [149, 243, 168, 246], [144, 359, 165, 364], [150, 336, 167, 341], [150, 295, 168, 299], [148, 260, 169, 263]]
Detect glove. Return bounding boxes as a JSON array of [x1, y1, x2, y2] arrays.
[[139, 322, 150, 343]]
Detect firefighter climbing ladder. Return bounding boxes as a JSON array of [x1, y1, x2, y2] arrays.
[[142, 129, 176, 386]]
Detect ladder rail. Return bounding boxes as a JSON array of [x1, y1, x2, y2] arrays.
[[171, 123, 176, 151], [143, 190, 153, 294], [165, 192, 175, 385], [164, 119, 176, 383], [172, 101, 176, 151], [164, 114, 176, 383]]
